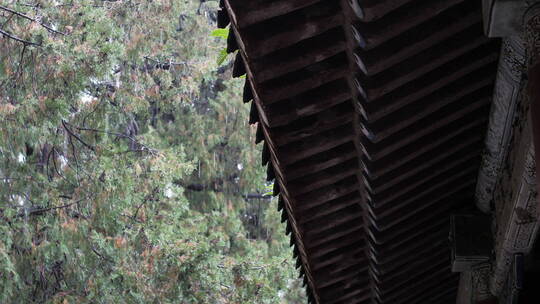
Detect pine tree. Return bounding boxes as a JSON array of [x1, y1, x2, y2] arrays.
[[0, 1, 305, 303]]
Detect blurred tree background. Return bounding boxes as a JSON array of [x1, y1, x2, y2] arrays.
[[0, 1, 306, 303]]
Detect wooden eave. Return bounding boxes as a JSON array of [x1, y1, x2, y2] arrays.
[[217, 0, 501, 303]]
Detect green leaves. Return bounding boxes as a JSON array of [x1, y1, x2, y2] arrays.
[[211, 28, 232, 66], [211, 28, 230, 39], [217, 49, 229, 65]]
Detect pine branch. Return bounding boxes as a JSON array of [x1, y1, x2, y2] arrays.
[[65, 122, 158, 155], [25, 202, 78, 216], [243, 193, 272, 200], [0, 28, 40, 46], [61, 120, 96, 152], [17, 198, 85, 217], [178, 181, 272, 200], [143, 56, 189, 67], [132, 187, 159, 220], [0, 5, 66, 35]]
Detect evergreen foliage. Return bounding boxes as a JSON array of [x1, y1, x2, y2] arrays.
[[0, 1, 306, 303]]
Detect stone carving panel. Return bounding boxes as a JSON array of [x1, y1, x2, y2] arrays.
[[476, 36, 526, 213], [491, 144, 539, 294], [525, 3, 540, 67], [472, 263, 494, 302]]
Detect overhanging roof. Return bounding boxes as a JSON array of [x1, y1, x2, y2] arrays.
[[217, 0, 501, 303]]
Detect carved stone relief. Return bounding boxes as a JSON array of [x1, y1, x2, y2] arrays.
[[524, 3, 540, 67], [491, 138, 538, 294], [476, 36, 526, 213], [473, 263, 494, 302], [487, 20, 540, 292], [469, 2, 540, 301], [490, 95, 539, 294], [499, 254, 525, 304]]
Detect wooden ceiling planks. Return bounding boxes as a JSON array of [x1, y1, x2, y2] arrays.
[[217, 0, 500, 303], [355, 1, 499, 303]]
